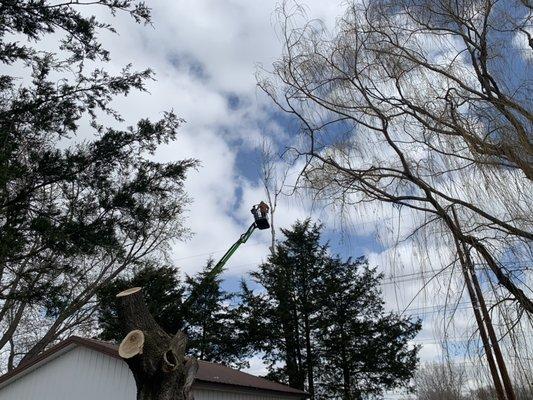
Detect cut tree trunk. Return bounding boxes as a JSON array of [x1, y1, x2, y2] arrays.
[[116, 287, 198, 400]]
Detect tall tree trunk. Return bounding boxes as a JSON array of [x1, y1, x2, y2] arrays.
[[116, 287, 198, 400], [340, 329, 351, 400], [303, 314, 314, 399], [282, 319, 301, 389], [282, 307, 305, 390], [292, 303, 305, 389], [469, 267, 515, 400], [269, 207, 276, 256], [452, 207, 515, 400], [302, 273, 314, 399]]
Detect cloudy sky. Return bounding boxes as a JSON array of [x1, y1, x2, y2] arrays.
[[87, 0, 481, 380]]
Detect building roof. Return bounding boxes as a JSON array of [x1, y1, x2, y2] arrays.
[[0, 336, 306, 397]]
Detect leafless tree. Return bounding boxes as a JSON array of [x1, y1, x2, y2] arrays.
[[412, 361, 533, 400], [260, 0, 532, 398], [413, 362, 467, 400], [261, 0, 532, 317], [258, 139, 290, 255]]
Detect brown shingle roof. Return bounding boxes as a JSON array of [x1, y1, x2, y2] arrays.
[[0, 336, 306, 397]]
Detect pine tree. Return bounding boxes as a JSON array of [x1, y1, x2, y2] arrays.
[[183, 261, 249, 368], [316, 256, 421, 399], [239, 219, 421, 398], [97, 261, 250, 368], [242, 219, 327, 395]]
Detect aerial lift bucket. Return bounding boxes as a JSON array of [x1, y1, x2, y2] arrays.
[[251, 202, 270, 230], [182, 202, 271, 312], [255, 216, 270, 230]]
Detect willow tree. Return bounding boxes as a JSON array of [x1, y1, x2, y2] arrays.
[[260, 0, 532, 396]]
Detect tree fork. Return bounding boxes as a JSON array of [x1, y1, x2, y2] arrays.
[[116, 287, 198, 400]]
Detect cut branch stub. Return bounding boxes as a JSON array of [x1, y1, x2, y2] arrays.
[[163, 349, 179, 372], [116, 287, 142, 298], [116, 286, 159, 333], [163, 332, 187, 372], [119, 329, 145, 359], [170, 332, 187, 363]]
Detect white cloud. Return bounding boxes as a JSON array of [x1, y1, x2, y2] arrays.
[[244, 354, 270, 377], [70, 0, 515, 373], [72, 1, 348, 282]]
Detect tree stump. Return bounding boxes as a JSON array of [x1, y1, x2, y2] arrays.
[[116, 287, 198, 400]]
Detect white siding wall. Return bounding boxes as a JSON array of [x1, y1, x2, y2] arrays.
[[194, 388, 297, 400], [0, 346, 136, 400], [0, 347, 296, 400]]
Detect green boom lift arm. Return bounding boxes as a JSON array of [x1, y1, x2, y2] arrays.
[[209, 222, 257, 278], [181, 203, 269, 311]]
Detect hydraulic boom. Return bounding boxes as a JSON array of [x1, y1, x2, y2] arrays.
[[181, 202, 270, 311], [209, 222, 257, 278]]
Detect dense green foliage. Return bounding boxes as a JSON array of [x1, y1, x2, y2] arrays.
[[316, 256, 421, 399], [0, 0, 195, 366], [239, 220, 421, 399], [183, 262, 248, 367], [97, 261, 251, 368], [97, 264, 185, 341], [241, 220, 326, 393]]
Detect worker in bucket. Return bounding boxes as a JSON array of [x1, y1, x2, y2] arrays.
[[251, 205, 259, 220], [258, 201, 269, 218]]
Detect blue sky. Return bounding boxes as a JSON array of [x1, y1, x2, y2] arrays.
[[114, 0, 430, 360], [81, 0, 531, 381]]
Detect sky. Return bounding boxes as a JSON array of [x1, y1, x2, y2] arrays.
[[73, 0, 497, 383]]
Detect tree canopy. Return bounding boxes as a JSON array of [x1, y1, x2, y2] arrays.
[[239, 219, 421, 399], [97, 261, 251, 368], [0, 0, 196, 367], [261, 0, 532, 392], [261, 0, 532, 312]]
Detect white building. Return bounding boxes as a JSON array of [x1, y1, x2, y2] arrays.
[[0, 336, 306, 400]]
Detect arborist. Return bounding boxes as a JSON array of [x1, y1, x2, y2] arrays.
[[258, 201, 269, 218]]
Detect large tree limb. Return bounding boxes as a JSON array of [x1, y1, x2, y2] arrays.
[[116, 287, 197, 400]]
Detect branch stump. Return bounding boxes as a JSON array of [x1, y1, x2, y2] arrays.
[[116, 287, 198, 400]]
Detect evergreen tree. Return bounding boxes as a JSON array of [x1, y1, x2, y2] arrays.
[[183, 261, 248, 368], [240, 219, 421, 398], [97, 261, 250, 368], [242, 219, 327, 395], [316, 256, 421, 399], [0, 0, 196, 365]]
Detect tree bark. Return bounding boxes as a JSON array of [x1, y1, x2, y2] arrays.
[[116, 287, 198, 400], [303, 314, 314, 400]]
